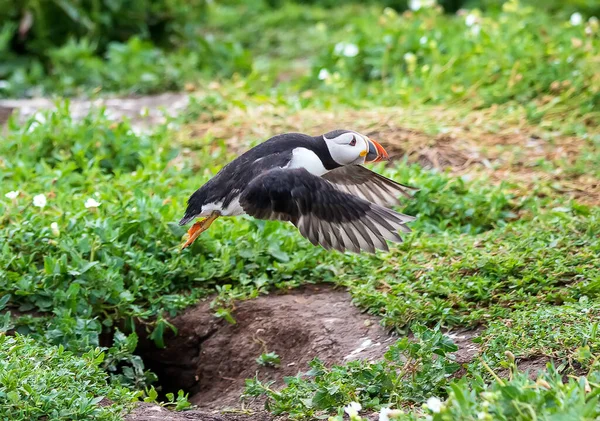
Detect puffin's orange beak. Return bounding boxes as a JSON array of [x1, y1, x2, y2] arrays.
[[365, 138, 389, 163]]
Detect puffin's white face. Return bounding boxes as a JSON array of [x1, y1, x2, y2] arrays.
[[323, 130, 389, 166]]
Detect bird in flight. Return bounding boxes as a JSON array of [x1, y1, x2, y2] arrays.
[[179, 130, 417, 253]]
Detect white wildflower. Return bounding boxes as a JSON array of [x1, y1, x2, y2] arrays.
[[50, 222, 60, 237], [471, 24, 481, 36], [409, 0, 436, 11], [344, 401, 362, 418], [425, 396, 443, 413], [318, 68, 331, 80], [570, 12, 583, 26], [465, 13, 477, 27], [33, 194, 47, 208], [380, 407, 392, 421], [5, 191, 19, 199], [379, 407, 402, 421], [334, 42, 359, 57], [420, 36, 428, 45], [27, 113, 47, 133], [409, 0, 422, 11], [403, 52, 417, 64], [84, 198, 101, 208]]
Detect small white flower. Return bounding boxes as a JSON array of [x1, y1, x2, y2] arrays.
[[465, 13, 477, 27], [84, 198, 101, 208], [409, 0, 435, 11], [344, 401, 362, 418], [409, 0, 422, 10], [334, 42, 359, 57], [477, 412, 487, 420], [50, 222, 60, 237], [5, 191, 19, 199], [379, 407, 392, 421], [33, 194, 47, 208], [404, 52, 417, 64], [471, 24, 481, 36], [318, 68, 331, 80], [420, 36, 428, 45], [425, 397, 443, 413], [570, 12, 583, 26]]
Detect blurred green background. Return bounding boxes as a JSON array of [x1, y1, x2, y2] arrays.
[[1, 0, 599, 104]]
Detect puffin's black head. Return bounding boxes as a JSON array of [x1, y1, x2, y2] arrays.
[[319, 129, 389, 166]]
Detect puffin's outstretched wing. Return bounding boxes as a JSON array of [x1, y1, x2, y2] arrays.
[[239, 168, 416, 253], [322, 165, 418, 207]]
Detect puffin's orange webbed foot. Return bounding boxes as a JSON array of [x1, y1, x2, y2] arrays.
[[181, 212, 220, 250]]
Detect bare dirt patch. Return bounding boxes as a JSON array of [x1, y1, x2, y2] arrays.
[[0, 93, 189, 132], [496, 356, 551, 381], [4, 93, 598, 203], [183, 104, 600, 205], [136, 285, 397, 413], [126, 402, 275, 421], [133, 284, 482, 420]]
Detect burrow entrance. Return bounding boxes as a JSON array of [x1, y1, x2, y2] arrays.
[[135, 285, 398, 411], [134, 284, 482, 417]]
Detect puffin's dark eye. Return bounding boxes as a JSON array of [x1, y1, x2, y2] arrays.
[[349, 137, 357, 146]]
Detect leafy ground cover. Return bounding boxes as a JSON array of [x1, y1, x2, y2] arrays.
[[1, 0, 600, 420]]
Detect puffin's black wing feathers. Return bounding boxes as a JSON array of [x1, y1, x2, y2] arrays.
[[322, 165, 418, 207], [239, 168, 415, 253]]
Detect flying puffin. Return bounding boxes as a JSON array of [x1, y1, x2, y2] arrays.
[[179, 130, 417, 253]]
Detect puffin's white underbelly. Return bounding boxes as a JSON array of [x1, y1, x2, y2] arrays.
[[287, 147, 329, 176], [200, 196, 245, 217]]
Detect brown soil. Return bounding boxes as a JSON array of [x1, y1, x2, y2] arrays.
[[133, 285, 481, 419], [182, 105, 600, 205], [125, 402, 275, 421], [497, 356, 550, 380], [4, 94, 598, 203], [0, 93, 189, 133], [136, 285, 397, 412]]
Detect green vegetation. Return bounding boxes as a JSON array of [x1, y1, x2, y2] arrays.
[[257, 352, 282, 367], [0, 333, 136, 420], [1, 0, 600, 419], [245, 325, 460, 418], [395, 367, 600, 420], [245, 326, 600, 420]]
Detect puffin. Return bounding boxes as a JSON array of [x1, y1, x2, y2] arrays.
[[179, 130, 417, 253]]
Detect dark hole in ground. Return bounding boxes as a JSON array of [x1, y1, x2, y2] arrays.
[[131, 285, 484, 420], [135, 285, 398, 411]]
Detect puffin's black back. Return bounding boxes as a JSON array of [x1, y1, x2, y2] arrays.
[[179, 132, 341, 225]]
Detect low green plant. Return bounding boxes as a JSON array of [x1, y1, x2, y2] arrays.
[[257, 352, 282, 367], [344, 206, 600, 330], [244, 325, 460, 418], [309, 1, 600, 128], [475, 301, 600, 372], [143, 386, 192, 411], [392, 366, 600, 420], [0, 333, 137, 421]]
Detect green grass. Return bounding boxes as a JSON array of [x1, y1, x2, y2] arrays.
[[244, 327, 600, 420], [0, 333, 136, 421], [2, 1, 599, 135], [345, 206, 600, 329], [2, 1, 600, 419], [476, 302, 600, 370], [2, 97, 599, 419]]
